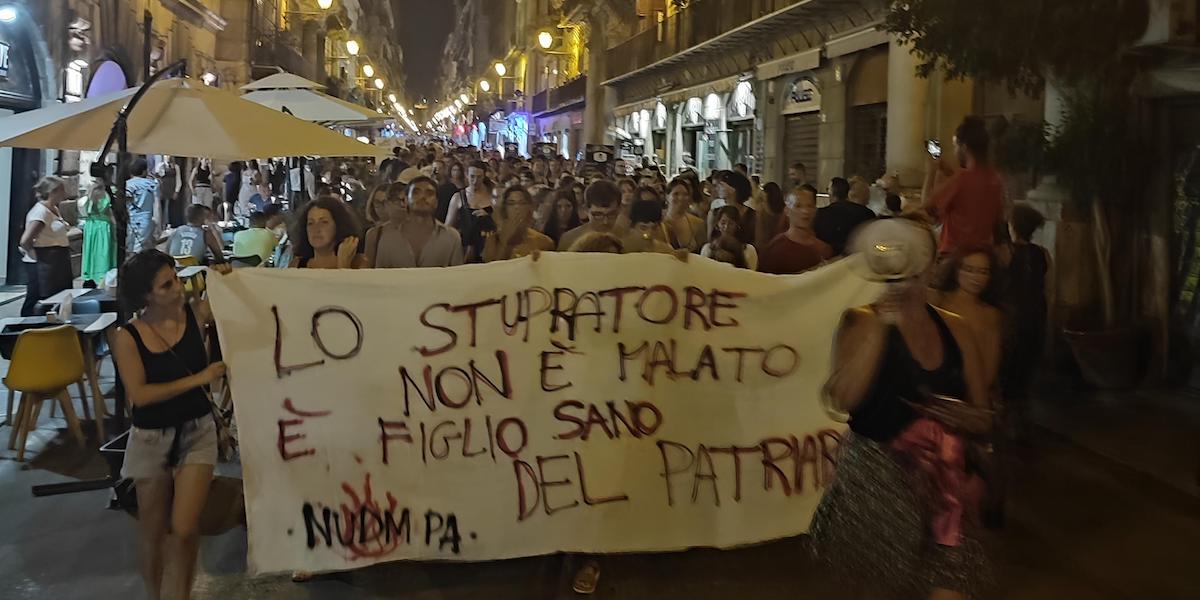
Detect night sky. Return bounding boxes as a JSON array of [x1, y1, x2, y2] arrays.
[[396, 0, 455, 102]]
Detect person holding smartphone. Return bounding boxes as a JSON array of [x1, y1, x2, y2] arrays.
[[922, 116, 1006, 256]]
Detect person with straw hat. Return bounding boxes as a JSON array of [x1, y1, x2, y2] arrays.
[[809, 217, 995, 600]]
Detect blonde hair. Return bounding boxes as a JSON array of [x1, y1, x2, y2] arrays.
[[33, 175, 66, 201]]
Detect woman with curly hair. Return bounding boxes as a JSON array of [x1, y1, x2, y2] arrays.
[[287, 195, 366, 269]]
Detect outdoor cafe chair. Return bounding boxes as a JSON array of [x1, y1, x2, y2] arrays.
[[5, 325, 89, 461]]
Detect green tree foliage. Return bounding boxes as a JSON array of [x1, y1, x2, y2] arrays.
[[885, 0, 1145, 95]]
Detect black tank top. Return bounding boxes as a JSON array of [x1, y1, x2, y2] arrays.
[[124, 306, 212, 429], [195, 165, 211, 186], [850, 305, 966, 443]]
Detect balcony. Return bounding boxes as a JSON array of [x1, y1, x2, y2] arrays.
[[533, 75, 587, 116], [605, 0, 879, 84]]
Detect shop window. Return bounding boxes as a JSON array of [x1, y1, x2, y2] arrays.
[[847, 103, 887, 181]]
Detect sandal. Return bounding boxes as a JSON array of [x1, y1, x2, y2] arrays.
[[572, 560, 600, 595]]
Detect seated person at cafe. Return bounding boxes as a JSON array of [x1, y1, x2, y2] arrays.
[[232, 211, 279, 264], [167, 204, 224, 264]]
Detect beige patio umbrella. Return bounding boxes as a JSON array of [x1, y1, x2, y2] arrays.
[[0, 77, 385, 160], [239, 72, 326, 91], [241, 87, 385, 123]]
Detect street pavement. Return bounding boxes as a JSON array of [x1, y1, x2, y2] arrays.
[[0, 300, 1197, 599]]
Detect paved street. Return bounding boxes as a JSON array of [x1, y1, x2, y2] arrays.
[[0, 292, 1195, 600]]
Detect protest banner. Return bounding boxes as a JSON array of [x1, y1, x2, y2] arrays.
[[207, 253, 880, 574]]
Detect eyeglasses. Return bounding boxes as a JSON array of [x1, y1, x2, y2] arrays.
[[588, 210, 620, 222]]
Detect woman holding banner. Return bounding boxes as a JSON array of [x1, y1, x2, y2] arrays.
[[810, 218, 993, 600], [112, 250, 231, 600], [288, 195, 367, 269]]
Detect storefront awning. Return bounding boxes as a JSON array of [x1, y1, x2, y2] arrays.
[[603, 0, 881, 87]]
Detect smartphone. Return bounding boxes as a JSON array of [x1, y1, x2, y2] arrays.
[[926, 139, 942, 159]]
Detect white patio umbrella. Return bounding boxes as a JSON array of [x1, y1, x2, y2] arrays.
[[241, 88, 384, 123], [0, 77, 384, 160], [239, 72, 325, 91]]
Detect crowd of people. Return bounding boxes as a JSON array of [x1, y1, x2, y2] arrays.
[[9, 113, 1054, 600]]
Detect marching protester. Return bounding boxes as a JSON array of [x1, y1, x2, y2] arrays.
[[663, 177, 706, 252], [814, 176, 875, 256], [368, 176, 464, 268], [707, 170, 758, 247], [811, 217, 992, 600], [558, 180, 624, 251], [436, 160, 466, 222], [288, 195, 366, 269], [542, 188, 581, 246], [112, 249, 231, 600], [19, 176, 74, 316], [923, 116, 1006, 256], [445, 161, 496, 262], [363, 183, 390, 227], [482, 185, 554, 262], [621, 199, 676, 255], [702, 205, 758, 270], [758, 184, 832, 275]]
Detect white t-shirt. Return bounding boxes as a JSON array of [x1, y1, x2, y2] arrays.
[[23, 203, 70, 262]]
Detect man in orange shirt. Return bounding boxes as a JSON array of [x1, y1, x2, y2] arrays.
[[923, 116, 1005, 254]]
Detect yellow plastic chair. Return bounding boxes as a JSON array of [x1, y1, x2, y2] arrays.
[[173, 255, 206, 299], [4, 325, 88, 461]]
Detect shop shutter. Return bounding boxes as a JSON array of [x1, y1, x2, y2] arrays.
[[783, 112, 820, 181]]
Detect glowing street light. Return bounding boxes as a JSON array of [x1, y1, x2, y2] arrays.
[[493, 62, 507, 77], [362, 64, 374, 78], [479, 79, 491, 93], [345, 39, 360, 56], [373, 78, 384, 90], [387, 93, 397, 103], [538, 31, 554, 49], [459, 93, 469, 104], [317, 0, 334, 9]]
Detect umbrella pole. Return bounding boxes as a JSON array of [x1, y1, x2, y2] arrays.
[[35, 60, 193, 499]]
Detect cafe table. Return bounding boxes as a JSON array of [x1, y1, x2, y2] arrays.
[[0, 312, 118, 441], [39, 287, 120, 314]]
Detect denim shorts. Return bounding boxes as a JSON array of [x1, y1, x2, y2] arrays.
[[121, 416, 218, 480]]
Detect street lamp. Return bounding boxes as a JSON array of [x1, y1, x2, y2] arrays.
[[494, 62, 507, 77], [346, 39, 360, 56], [538, 31, 554, 49], [373, 78, 384, 90], [317, 0, 334, 9], [479, 79, 491, 93], [362, 64, 374, 78]]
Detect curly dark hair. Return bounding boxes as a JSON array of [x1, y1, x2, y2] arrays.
[[119, 249, 177, 312], [290, 195, 362, 262], [933, 247, 1003, 306]]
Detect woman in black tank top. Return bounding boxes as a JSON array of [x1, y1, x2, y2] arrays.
[[810, 240, 994, 599], [112, 250, 230, 600]]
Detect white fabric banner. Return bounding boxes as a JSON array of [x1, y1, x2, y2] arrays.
[[208, 254, 880, 575]]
